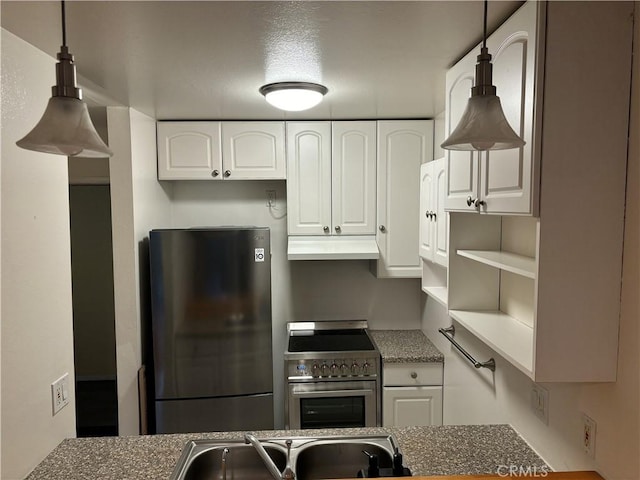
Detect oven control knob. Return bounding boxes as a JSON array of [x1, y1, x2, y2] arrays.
[[340, 363, 349, 376], [311, 364, 320, 377], [362, 362, 371, 375], [321, 363, 329, 376], [351, 362, 360, 375], [330, 363, 339, 375]]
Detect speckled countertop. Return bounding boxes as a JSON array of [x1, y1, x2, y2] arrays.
[[370, 330, 444, 363], [25, 425, 546, 479]]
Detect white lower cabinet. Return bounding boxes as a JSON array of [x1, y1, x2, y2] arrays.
[[382, 363, 443, 427]]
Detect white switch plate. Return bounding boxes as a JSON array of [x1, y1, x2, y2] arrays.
[[51, 373, 70, 415], [531, 384, 549, 424]]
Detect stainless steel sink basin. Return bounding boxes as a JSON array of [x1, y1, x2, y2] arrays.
[[170, 435, 401, 480], [172, 440, 287, 480], [294, 439, 394, 480]]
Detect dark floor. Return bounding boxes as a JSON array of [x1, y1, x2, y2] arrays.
[[75, 379, 119, 437]]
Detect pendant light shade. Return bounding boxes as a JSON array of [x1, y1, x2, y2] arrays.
[[16, 2, 113, 157], [441, 1, 525, 152], [259, 82, 328, 112], [441, 93, 524, 151], [17, 97, 111, 157]]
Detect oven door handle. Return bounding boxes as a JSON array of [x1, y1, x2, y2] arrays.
[[291, 388, 375, 398]]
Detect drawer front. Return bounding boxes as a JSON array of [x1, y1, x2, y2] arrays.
[[383, 363, 443, 386]]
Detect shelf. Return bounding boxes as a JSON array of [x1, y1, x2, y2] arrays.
[[456, 250, 536, 279], [287, 236, 379, 260], [448, 309, 534, 377], [421, 286, 448, 308]]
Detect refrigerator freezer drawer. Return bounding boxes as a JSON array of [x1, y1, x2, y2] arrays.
[[155, 393, 274, 434]]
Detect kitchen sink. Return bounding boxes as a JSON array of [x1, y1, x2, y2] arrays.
[[170, 435, 402, 480], [172, 441, 287, 480], [294, 439, 394, 480]]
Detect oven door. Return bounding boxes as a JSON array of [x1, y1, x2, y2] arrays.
[[287, 380, 378, 429]]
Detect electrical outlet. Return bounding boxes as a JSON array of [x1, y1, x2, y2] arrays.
[[266, 190, 276, 208], [582, 413, 596, 458], [531, 384, 549, 424], [51, 373, 70, 415]]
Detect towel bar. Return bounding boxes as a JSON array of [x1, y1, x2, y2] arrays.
[[438, 325, 496, 372]]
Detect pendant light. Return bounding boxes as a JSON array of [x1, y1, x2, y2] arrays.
[[16, 1, 113, 158], [259, 82, 328, 112], [441, 0, 525, 151]]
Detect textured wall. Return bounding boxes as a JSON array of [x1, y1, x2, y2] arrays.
[[1, 29, 76, 479]]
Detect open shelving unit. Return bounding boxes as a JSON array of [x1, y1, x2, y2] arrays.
[[447, 213, 538, 379], [421, 257, 448, 308]]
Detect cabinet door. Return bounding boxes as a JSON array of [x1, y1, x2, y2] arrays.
[[432, 158, 449, 268], [331, 121, 377, 235], [444, 62, 479, 212], [221, 122, 286, 179], [157, 122, 222, 180], [286, 122, 332, 235], [480, 2, 538, 214], [376, 120, 434, 277], [419, 162, 435, 260], [382, 386, 443, 427]]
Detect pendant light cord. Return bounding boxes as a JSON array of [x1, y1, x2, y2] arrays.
[[61, 0, 67, 47], [483, 0, 488, 49]]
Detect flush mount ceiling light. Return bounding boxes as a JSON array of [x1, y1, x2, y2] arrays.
[[16, 1, 113, 158], [259, 82, 328, 112], [441, 0, 525, 151]]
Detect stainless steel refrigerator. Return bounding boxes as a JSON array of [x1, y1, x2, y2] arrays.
[[149, 227, 273, 433]]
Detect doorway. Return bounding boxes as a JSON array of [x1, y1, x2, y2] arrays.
[[69, 184, 119, 437]]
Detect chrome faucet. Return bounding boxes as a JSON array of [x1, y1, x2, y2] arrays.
[[244, 433, 295, 480]]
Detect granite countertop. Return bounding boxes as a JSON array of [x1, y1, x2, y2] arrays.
[[370, 329, 444, 363], [25, 425, 546, 480]]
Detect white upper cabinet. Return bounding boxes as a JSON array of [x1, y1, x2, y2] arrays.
[[157, 121, 285, 180], [286, 121, 376, 236], [445, 1, 633, 382], [374, 120, 434, 278], [331, 122, 377, 235], [420, 158, 448, 268], [286, 122, 332, 235], [445, 67, 478, 211], [157, 122, 222, 180], [444, 1, 539, 215], [221, 122, 286, 179]]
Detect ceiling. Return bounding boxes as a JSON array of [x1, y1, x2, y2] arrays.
[[1, 1, 523, 121]]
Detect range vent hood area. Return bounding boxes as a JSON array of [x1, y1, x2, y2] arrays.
[[287, 236, 380, 260]]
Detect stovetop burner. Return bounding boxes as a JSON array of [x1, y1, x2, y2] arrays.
[[288, 328, 375, 352], [286, 320, 377, 353]]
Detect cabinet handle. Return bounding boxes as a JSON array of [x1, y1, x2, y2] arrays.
[[224, 170, 231, 178], [466, 196, 486, 209], [334, 226, 342, 233], [410, 372, 418, 379], [211, 169, 220, 178], [379, 225, 386, 232], [432, 212, 437, 221], [323, 226, 330, 233], [425, 212, 431, 219]]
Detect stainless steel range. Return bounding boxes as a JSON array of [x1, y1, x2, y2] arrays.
[[284, 320, 381, 429]]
